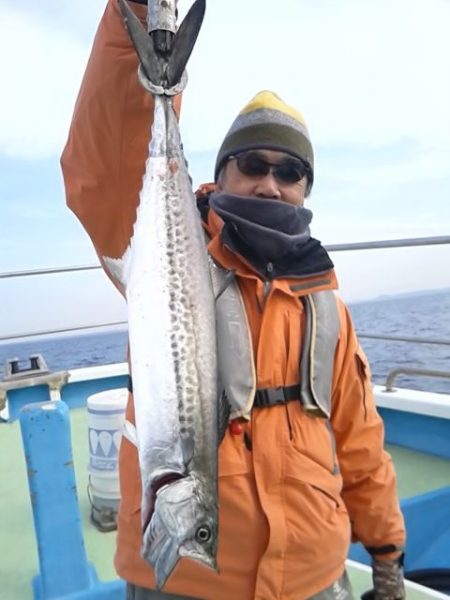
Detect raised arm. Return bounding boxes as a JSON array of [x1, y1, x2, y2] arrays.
[[61, 0, 181, 292]]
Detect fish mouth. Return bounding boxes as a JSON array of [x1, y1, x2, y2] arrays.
[[149, 526, 183, 590], [151, 537, 217, 590], [179, 542, 218, 571]]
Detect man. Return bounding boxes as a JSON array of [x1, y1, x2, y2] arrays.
[[61, 1, 406, 598]]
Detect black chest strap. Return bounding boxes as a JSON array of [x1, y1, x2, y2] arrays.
[[253, 384, 301, 407]]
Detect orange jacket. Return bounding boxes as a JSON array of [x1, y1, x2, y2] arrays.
[[61, 2, 405, 598]]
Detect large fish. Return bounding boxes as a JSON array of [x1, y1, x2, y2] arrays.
[[104, 0, 219, 589]]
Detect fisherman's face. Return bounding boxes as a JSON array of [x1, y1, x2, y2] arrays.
[[218, 149, 309, 206]]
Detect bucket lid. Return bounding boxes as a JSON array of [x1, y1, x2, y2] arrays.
[[87, 388, 128, 411]]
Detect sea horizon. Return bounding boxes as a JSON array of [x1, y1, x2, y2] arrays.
[[1, 287, 449, 395]]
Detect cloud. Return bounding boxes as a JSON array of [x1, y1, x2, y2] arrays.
[[2, 0, 106, 41], [0, 3, 102, 159], [0, 270, 125, 338], [1, 0, 450, 334], [319, 147, 450, 187], [1, 0, 450, 162], [180, 0, 450, 155]]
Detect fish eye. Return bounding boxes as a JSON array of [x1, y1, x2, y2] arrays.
[[195, 526, 211, 543]]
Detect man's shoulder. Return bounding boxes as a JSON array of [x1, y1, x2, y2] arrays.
[[195, 182, 217, 201]]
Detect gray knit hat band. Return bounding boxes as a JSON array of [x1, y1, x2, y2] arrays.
[[214, 123, 314, 181]]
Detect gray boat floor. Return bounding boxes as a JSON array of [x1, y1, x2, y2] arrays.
[[2, 407, 450, 599]]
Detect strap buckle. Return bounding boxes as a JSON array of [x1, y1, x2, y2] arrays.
[[255, 386, 288, 407]]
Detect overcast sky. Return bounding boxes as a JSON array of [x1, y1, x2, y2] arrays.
[[1, 0, 450, 339]]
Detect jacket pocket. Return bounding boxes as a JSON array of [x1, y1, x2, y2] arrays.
[[218, 430, 252, 477], [283, 457, 349, 549], [284, 442, 345, 510], [286, 401, 339, 475]]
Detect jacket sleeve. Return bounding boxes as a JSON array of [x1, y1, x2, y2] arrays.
[[331, 298, 406, 555], [60, 0, 181, 264]]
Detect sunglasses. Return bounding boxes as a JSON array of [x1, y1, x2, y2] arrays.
[[229, 151, 310, 185]]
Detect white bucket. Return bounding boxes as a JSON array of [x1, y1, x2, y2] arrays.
[[87, 388, 128, 473], [86, 388, 128, 530], [89, 470, 121, 499]]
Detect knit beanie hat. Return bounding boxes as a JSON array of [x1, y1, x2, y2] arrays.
[[214, 90, 314, 191]]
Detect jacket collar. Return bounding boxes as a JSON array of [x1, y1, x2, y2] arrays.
[[203, 204, 338, 298]]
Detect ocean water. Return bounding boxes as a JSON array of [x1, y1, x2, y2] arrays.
[[1, 290, 449, 394], [349, 289, 450, 394]]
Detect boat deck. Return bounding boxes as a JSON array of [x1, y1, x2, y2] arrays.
[[2, 406, 450, 599]]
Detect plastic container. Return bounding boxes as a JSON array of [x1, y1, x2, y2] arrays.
[[86, 388, 128, 531]]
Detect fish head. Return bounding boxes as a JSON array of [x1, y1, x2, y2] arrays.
[[142, 474, 218, 589]]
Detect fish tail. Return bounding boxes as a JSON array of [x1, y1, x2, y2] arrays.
[[118, 0, 206, 93]]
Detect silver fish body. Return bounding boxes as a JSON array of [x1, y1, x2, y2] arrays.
[[105, 0, 218, 589]]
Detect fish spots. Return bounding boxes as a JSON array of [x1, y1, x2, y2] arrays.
[[179, 415, 195, 424], [180, 426, 195, 437], [162, 231, 202, 449]]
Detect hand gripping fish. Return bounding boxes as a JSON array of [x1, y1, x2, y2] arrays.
[[105, 0, 220, 589]]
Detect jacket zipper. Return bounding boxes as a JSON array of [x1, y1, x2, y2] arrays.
[[325, 420, 340, 475], [263, 262, 274, 297]]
